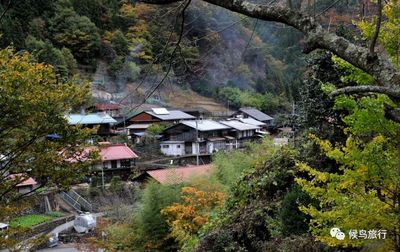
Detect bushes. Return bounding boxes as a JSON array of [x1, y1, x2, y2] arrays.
[[215, 86, 289, 114], [130, 181, 182, 251], [110, 176, 124, 195], [280, 185, 314, 236]]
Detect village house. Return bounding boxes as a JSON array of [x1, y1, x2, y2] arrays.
[[88, 142, 139, 170], [125, 108, 195, 125], [219, 119, 262, 147], [160, 117, 267, 156], [8, 174, 38, 194], [91, 103, 121, 118], [160, 119, 231, 156], [66, 112, 117, 136], [124, 108, 195, 141], [232, 107, 274, 126]]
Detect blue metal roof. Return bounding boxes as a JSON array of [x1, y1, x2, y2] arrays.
[[66, 113, 117, 125]]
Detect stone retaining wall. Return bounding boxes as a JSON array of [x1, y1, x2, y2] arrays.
[[18, 215, 75, 240]]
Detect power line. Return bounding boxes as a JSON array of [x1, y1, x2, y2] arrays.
[[124, 0, 192, 116]]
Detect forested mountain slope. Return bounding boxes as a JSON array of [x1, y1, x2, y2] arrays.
[[0, 0, 311, 113]]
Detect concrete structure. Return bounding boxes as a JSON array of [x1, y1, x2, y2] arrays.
[[160, 141, 185, 156]]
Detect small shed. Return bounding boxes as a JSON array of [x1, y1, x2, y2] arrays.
[[8, 174, 38, 194]]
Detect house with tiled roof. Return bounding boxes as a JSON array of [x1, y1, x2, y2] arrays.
[[83, 142, 139, 170], [232, 107, 274, 125], [159, 117, 266, 156], [123, 108, 196, 143], [160, 119, 232, 156], [65, 112, 117, 136], [8, 174, 38, 194]]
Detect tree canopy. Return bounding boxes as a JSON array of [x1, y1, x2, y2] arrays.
[[0, 48, 94, 247]]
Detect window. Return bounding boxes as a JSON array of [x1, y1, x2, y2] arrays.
[[120, 159, 131, 168], [111, 160, 117, 169], [177, 145, 181, 148], [163, 145, 169, 148]]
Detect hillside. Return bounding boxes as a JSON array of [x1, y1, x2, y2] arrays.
[[0, 0, 308, 115]]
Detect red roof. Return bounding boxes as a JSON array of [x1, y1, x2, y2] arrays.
[[9, 174, 38, 187], [99, 143, 138, 161], [147, 164, 212, 185], [95, 104, 120, 111], [68, 143, 139, 163]]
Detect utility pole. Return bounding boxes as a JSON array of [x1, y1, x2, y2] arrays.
[[195, 119, 199, 166], [101, 166, 105, 190]]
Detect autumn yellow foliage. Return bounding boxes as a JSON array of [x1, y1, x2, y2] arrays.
[[161, 187, 225, 244]]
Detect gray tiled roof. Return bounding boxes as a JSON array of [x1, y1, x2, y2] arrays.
[[146, 110, 195, 121], [219, 120, 261, 131], [239, 107, 273, 121], [181, 120, 230, 131], [239, 118, 266, 126]]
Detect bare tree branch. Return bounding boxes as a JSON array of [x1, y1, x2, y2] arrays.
[[0, 0, 11, 23], [124, 0, 192, 116], [330, 86, 400, 100], [140, 0, 400, 89], [370, 0, 383, 55]]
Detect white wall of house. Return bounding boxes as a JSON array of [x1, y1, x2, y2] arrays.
[[160, 142, 185, 156]]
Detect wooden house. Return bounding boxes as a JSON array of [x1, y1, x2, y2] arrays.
[[8, 174, 38, 194], [65, 112, 117, 136], [160, 119, 232, 156], [232, 107, 274, 126], [89, 142, 139, 170]]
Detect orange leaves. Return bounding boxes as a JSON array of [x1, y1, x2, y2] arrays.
[[161, 187, 224, 244]]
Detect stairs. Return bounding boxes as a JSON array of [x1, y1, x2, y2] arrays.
[[58, 190, 93, 213]]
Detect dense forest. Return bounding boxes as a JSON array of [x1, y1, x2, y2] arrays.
[[0, 0, 313, 114], [1, 0, 400, 251]]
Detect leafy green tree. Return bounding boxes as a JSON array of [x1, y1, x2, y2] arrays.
[[110, 176, 124, 195], [111, 30, 130, 56], [146, 123, 166, 136], [280, 185, 315, 236], [297, 94, 400, 250], [130, 181, 182, 251], [297, 37, 400, 250], [71, 0, 110, 29], [25, 35, 69, 76], [61, 47, 78, 75], [0, 48, 93, 248], [356, 0, 400, 66], [49, 0, 100, 63]]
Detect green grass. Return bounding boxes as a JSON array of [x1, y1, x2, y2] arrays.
[[46, 211, 65, 218], [9, 214, 53, 228]]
